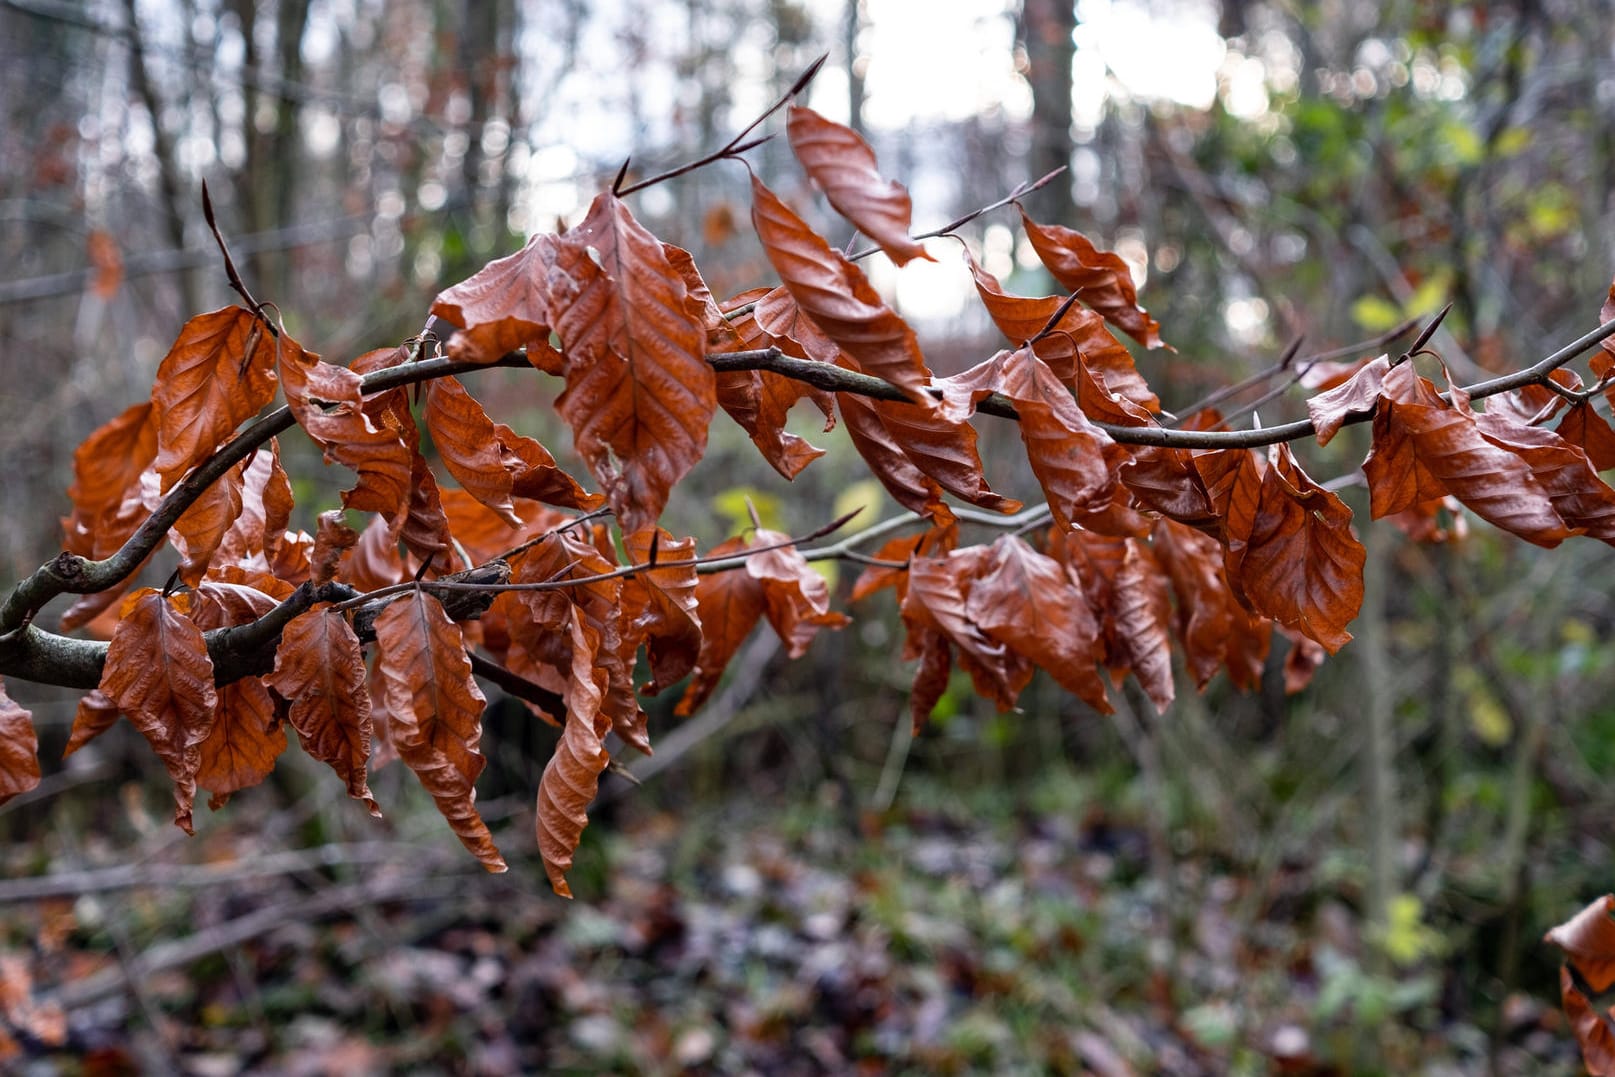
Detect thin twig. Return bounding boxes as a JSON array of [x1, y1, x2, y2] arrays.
[[615, 54, 826, 196]]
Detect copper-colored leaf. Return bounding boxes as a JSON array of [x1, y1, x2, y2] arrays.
[[1364, 362, 1572, 545], [440, 488, 564, 568], [62, 400, 156, 551], [98, 589, 218, 833], [0, 682, 40, 806], [152, 307, 277, 490], [536, 614, 611, 897], [338, 515, 408, 593], [838, 392, 956, 525], [170, 457, 246, 586], [1561, 967, 1615, 1076], [423, 376, 524, 526], [1548, 895, 1615, 992], [786, 103, 931, 266], [1281, 628, 1327, 694], [1194, 447, 1265, 596], [1468, 390, 1615, 545], [216, 438, 294, 567], [965, 536, 1112, 713], [498, 422, 604, 511], [1307, 354, 1390, 446], [965, 249, 1158, 410], [745, 528, 850, 659], [1237, 444, 1366, 653], [1056, 532, 1175, 711], [196, 677, 285, 810], [310, 510, 359, 586], [676, 537, 767, 717], [189, 579, 280, 630], [550, 191, 716, 532], [1017, 206, 1163, 349], [267, 604, 379, 815], [374, 590, 504, 871], [278, 332, 411, 525], [1151, 519, 1271, 691], [1598, 277, 1615, 376], [432, 233, 563, 365], [619, 529, 704, 700], [1558, 402, 1615, 472], [902, 550, 1029, 713], [750, 173, 933, 402], [940, 346, 1120, 531], [63, 690, 121, 758]]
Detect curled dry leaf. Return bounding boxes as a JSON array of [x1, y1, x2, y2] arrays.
[[431, 232, 562, 365], [98, 589, 218, 834], [152, 307, 278, 490], [619, 528, 703, 698], [216, 438, 294, 568], [1547, 895, 1615, 992], [197, 677, 285, 811], [62, 400, 156, 553], [785, 103, 931, 266], [1558, 402, 1615, 472], [277, 332, 411, 526], [536, 614, 611, 897], [170, 456, 246, 586], [902, 549, 1029, 716], [1364, 363, 1572, 546], [1054, 531, 1175, 712], [424, 376, 525, 526], [965, 536, 1112, 713], [1151, 519, 1271, 692], [964, 248, 1158, 410], [374, 589, 505, 872], [63, 690, 121, 758], [1237, 443, 1366, 654], [310, 509, 360, 586], [266, 604, 379, 816], [676, 537, 768, 717], [750, 173, 933, 403], [1561, 967, 1615, 1076], [838, 392, 956, 526], [0, 682, 40, 806], [1017, 207, 1163, 349], [550, 191, 716, 532]]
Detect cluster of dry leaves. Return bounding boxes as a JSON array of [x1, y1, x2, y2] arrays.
[[3, 74, 1615, 929]]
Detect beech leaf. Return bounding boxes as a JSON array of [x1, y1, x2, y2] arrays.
[[153, 307, 278, 490], [98, 589, 218, 833], [1017, 207, 1163, 349], [374, 590, 505, 872], [0, 682, 40, 807], [550, 191, 716, 532], [267, 604, 380, 816], [786, 103, 931, 266]]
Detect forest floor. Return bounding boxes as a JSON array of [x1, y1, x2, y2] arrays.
[[0, 745, 1586, 1076]]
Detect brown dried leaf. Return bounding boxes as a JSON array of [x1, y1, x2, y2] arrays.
[[98, 589, 218, 833], [786, 104, 931, 266], [1056, 532, 1175, 711], [63, 690, 121, 758], [965, 536, 1112, 713], [750, 173, 933, 402], [267, 604, 379, 815], [536, 614, 611, 897], [62, 400, 156, 553], [745, 528, 850, 658], [1364, 363, 1572, 545], [1238, 444, 1366, 653], [1558, 403, 1615, 472], [170, 457, 246, 586], [965, 249, 1158, 410], [838, 392, 956, 525], [1017, 207, 1163, 349], [902, 549, 1029, 713], [278, 332, 411, 524], [1561, 967, 1615, 1076], [550, 191, 716, 531], [374, 590, 504, 871], [197, 677, 285, 810], [1307, 354, 1391, 446], [676, 537, 767, 717], [619, 529, 704, 699], [310, 510, 359, 586], [423, 376, 525, 526], [153, 307, 277, 490], [1548, 895, 1615, 992], [432, 233, 563, 365], [0, 682, 40, 806]]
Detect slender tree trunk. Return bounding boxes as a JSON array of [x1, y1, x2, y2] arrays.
[[1019, 0, 1077, 225]]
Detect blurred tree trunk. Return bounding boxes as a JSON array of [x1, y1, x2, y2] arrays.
[[1019, 0, 1076, 226], [843, 0, 864, 137]]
